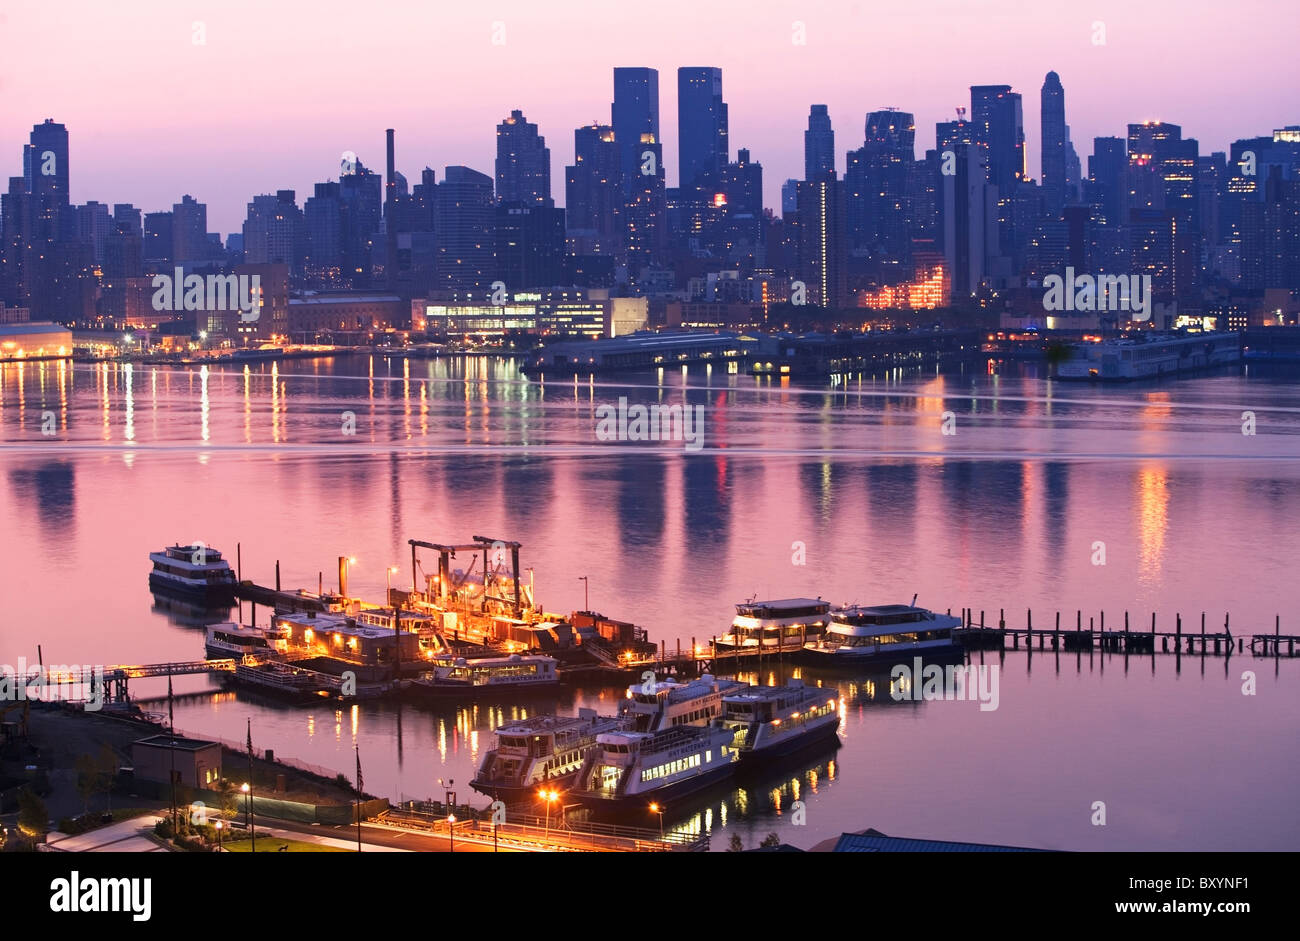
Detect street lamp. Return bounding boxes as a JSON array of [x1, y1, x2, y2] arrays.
[[578, 576, 589, 613], [541, 788, 559, 837], [241, 783, 253, 851], [214, 819, 223, 852], [447, 814, 456, 853], [387, 565, 399, 599], [649, 802, 664, 840]]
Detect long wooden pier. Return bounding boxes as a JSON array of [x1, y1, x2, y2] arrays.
[[951, 609, 1299, 658]]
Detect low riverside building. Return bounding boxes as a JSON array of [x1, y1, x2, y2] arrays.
[[131, 734, 223, 788], [288, 292, 408, 339], [412, 288, 648, 339], [274, 610, 421, 667], [0, 321, 73, 359]]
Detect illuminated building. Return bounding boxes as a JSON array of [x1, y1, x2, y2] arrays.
[[857, 263, 948, 310]]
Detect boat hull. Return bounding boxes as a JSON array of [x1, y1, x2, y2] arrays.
[[798, 639, 962, 666], [574, 759, 737, 817], [469, 771, 581, 803], [149, 572, 235, 606], [738, 718, 842, 763]]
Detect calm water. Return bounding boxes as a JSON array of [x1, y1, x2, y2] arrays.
[[2, 353, 1298, 850]]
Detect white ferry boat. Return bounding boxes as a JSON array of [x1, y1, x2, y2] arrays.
[[572, 723, 739, 815], [470, 708, 631, 801], [718, 680, 840, 761], [801, 603, 963, 664], [205, 623, 290, 660], [407, 653, 559, 698], [148, 543, 237, 604], [717, 598, 832, 652], [619, 674, 747, 732], [1057, 332, 1240, 381]]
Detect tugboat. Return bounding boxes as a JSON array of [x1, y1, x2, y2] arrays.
[[148, 543, 237, 605]]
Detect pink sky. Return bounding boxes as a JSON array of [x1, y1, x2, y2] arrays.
[[1, 0, 1292, 233]]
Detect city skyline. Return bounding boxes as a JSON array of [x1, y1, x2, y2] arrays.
[[1, 0, 1293, 233]]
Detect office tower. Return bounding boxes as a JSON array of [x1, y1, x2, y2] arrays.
[[242, 190, 303, 270], [723, 148, 763, 217], [410, 168, 438, 233], [75, 201, 112, 264], [1241, 165, 1300, 290], [1064, 134, 1081, 205], [795, 176, 847, 307], [339, 160, 382, 284], [495, 202, 566, 289], [495, 110, 552, 207], [941, 143, 996, 299], [781, 179, 799, 215], [612, 68, 660, 195], [1126, 121, 1201, 296], [144, 211, 174, 265], [172, 194, 208, 265], [435, 166, 495, 291], [113, 204, 142, 239], [677, 67, 728, 190], [970, 85, 1025, 194], [26, 119, 70, 241], [805, 105, 835, 180], [1040, 72, 1067, 217], [565, 123, 622, 255], [304, 181, 344, 276], [845, 108, 915, 261], [624, 135, 666, 271], [1087, 137, 1127, 226], [1198, 153, 1226, 256], [1, 177, 33, 306]]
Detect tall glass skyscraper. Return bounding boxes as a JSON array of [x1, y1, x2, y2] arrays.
[[677, 67, 728, 190], [495, 110, 552, 207], [804, 105, 835, 181], [612, 67, 660, 195], [1040, 72, 1067, 217]]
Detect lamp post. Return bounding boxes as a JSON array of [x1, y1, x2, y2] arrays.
[[387, 565, 398, 599], [578, 576, 589, 613], [650, 802, 664, 840], [447, 814, 455, 853], [541, 789, 558, 838], [214, 819, 223, 852], [241, 783, 252, 851]]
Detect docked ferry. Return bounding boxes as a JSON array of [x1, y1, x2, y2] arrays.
[[148, 543, 237, 604], [407, 653, 559, 698], [205, 623, 290, 660], [572, 723, 739, 815], [716, 598, 832, 653], [801, 603, 963, 664], [1056, 331, 1241, 381], [718, 680, 841, 761], [470, 708, 631, 801], [619, 674, 748, 732]]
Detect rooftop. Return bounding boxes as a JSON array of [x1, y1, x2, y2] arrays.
[[134, 734, 220, 752]]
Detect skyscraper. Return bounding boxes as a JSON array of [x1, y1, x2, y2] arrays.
[[242, 191, 303, 270], [26, 119, 70, 241], [612, 68, 660, 195], [1040, 72, 1067, 217], [435, 166, 495, 291], [795, 176, 847, 308], [677, 67, 728, 190], [804, 105, 835, 181], [565, 123, 622, 255], [970, 85, 1025, 194], [845, 109, 915, 261], [495, 110, 552, 207], [172, 194, 208, 265]]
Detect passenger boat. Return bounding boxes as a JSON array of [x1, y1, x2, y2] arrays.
[[1056, 331, 1240, 381], [801, 602, 962, 664], [205, 623, 289, 660], [716, 598, 831, 653], [571, 723, 739, 815], [148, 543, 237, 604], [407, 653, 559, 698], [227, 661, 323, 701], [470, 708, 631, 801], [717, 680, 840, 761], [618, 674, 747, 732]]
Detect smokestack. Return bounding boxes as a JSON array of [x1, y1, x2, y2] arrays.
[[385, 129, 398, 290]]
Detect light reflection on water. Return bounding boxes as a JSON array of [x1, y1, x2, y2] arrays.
[[1, 354, 1298, 850]]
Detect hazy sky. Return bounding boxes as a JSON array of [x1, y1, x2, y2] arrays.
[[1, 0, 1293, 233]]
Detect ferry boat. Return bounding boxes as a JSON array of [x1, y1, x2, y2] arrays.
[[205, 623, 290, 660], [227, 661, 323, 701], [801, 603, 963, 664], [718, 680, 841, 761], [148, 543, 237, 604], [470, 708, 631, 801], [572, 723, 739, 815], [1056, 331, 1241, 381], [619, 674, 747, 732], [716, 598, 832, 653], [406, 653, 559, 698]]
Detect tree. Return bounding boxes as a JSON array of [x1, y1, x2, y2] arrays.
[[96, 744, 118, 814], [727, 833, 744, 852], [216, 779, 239, 822], [75, 754, 98, 816], [17, 788, 48, 837], [759, 832, 781, 848]]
